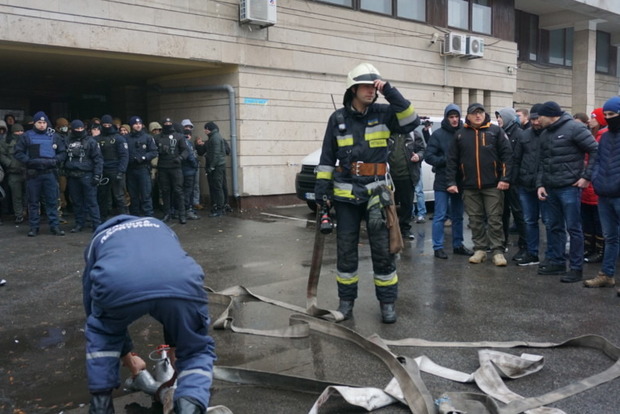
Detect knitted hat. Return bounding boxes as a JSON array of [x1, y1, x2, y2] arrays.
[[71, 120, 85, 129], [443, 103, 461, 118], [149, 121, 162, 132], [529, 103, 543, 119], [121, 124, 131, 132], [101, 114, 114, 124], [0, 121, 7, 131], [467, 103, 485, 114], [12, 123, 24, 132], [33, 111, 49, 123], [129, 116, 143, 126], [55, 117, 69, 128], [204, 121, 218, 131], [537, 101, 563, 117], [602, 96, 620, 114], [591, 108, 607, 127]]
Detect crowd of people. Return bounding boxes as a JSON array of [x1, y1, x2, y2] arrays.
[[0, 112, 231, 236]]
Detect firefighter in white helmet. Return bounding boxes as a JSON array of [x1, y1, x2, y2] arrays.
[[314, 63, 419, 323]]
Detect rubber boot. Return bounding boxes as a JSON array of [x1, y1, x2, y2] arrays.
[[174, 397, 205, 414], [89, 391, 114, 414], [380, 302, 397, 324]]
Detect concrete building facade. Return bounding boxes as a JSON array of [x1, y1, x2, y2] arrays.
[[0, 0, 618, 206]]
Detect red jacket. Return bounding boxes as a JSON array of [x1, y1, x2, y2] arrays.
[[581, 127, 606, 205]]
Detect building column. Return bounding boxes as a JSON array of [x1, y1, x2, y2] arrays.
[[572, 20, 598, 114]]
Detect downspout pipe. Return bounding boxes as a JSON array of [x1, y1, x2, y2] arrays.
[[152, 84, 240, 202]]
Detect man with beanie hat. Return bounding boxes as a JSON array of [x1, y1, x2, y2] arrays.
[[55, 117, 71, 222], [204, 121, 228, 217], [314, 62, 419, 324], [580, 108, 608, 265], [512, 104, 550, 267], [125, 116, 158, 217], [536, 101, 598, 282], [64, 120, 104, 233], [446, 103, 513, 267], [425, 103, 474, 259], [153, 117, 189, 224], [13, 111, 67, 236], [96, 114, 129, 220], [0, 123, 26, 223], [496, 107, 527, 262], [584, 96, 620, 294]]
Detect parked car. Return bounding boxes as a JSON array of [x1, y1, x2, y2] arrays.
[[295, 117, 442, 211]]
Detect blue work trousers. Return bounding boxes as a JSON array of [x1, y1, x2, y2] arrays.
[[68, 174, 101, 229], [127, 166, 154, 216], [26, 171, 59, 228], [519, 188, 550, 257], [85, 298, 215, 410]]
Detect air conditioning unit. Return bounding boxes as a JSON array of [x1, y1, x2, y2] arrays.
[[443, 32, 467, 56], [240, 0, 277, 27], [466, 36, 485, 58]]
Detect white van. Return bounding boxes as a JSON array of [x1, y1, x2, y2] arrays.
[[295, 117, 443, 211]]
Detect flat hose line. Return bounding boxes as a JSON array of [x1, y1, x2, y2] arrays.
[[203, 211, 620, 413]]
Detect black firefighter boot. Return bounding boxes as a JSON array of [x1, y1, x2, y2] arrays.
[[337, 299, 354, 320], [89, 391, 114, 414], [380, 302, 397, 324], [174, 397, 205, 414]]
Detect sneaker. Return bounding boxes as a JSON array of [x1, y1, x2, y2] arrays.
[[14, 216, 24, 224], [193, 204, 205, 210], [0, 279, 6, 286], [453, 245, 474, 256], [434, 249, 448, 259], [415, 216, 425, 223], [469, 250, 487, 264], [561, 269, 583, 283], [583, 272, 616, 288], [27, 228, 39, 237], [512, 248, 528, 262], [401, 230, 415, 240], [492, 252, 507, 267], [538, 263, 566, 275], [444, 219, 452, 227], [337, 300, 354, 320], [187, 211, 200, 220], [50, 227, 65, 236], [380, 302, 397, 324], [517, 254, 540, 266]]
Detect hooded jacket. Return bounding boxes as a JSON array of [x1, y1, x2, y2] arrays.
[[512, 126, 543, 191], [82, 215, 208, 316], [424, 104, 462, 191], [536, 112, 598, 189], [446, 113, 513, 190], [205, 124, 227, 171], [315, 82, 419, 204]]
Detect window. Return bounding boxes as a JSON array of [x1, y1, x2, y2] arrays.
[[548, 28, 573, 67], [314, 0, 426, 21], [448, 0, 491, 34], [316, 0, 353, 7], [597, 31, 610, 73], [396, 0, 425, 21], [360, 0, 391, 15]]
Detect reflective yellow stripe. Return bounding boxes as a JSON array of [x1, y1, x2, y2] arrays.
[[365, 125, 390, 141], [369, 139, 387, 148], [317, 172, 333, 180], [397, 104, 417, 126], [374, 273, 398, 287], [337, 134, 353, 147], [337, 274, 359, 285], [334, 188, 355, 199]]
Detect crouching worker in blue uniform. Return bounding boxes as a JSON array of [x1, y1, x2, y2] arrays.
[[82, 215, 216, 414]]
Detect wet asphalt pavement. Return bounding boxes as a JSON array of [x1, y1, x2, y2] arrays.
[[0, 204, 619, 414]]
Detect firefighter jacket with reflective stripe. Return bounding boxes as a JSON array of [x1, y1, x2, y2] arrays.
[[315, 82, 419, 205], [446, 115, 513, 190]]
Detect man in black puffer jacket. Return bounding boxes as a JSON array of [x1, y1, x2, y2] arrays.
[[536, 101, 598, 282]]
